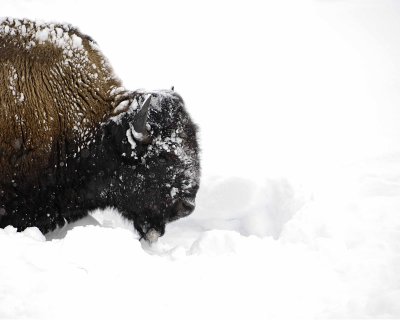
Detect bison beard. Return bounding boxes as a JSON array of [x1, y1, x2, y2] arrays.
[[0, 18, 200, 241]]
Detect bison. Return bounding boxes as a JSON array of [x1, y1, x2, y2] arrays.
[[0, 18, 200, 242]]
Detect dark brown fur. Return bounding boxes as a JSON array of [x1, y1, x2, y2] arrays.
[[0, 18, 121, 183]]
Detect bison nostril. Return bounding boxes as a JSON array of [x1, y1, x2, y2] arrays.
[[175, 199, 195, 218], [183, 200, 195, 211]]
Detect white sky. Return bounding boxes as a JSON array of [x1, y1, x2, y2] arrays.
[[2, 0, 400, 181]]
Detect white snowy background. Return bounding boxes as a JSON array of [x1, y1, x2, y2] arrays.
[[1, 0, 400, 319]]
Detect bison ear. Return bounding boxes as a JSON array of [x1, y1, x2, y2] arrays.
[[132, 95, 152, 144]]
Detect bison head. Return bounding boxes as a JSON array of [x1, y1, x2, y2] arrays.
[[104, 90, 200, 242]]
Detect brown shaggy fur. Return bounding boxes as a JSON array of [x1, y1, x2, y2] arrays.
[[0, 18, 122, 183]]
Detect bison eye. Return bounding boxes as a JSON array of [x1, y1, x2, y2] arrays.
[[159, 152, 177, 163]]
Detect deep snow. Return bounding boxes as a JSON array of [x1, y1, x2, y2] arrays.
[[1, 0, 400, 319], [2, 158, 400, 319]]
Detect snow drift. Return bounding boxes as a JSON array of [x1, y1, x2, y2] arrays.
[[1, 156, 400, 319]]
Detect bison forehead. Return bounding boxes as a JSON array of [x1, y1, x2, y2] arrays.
[[146, 131, 199, 189], [144, 91, 199, 185]]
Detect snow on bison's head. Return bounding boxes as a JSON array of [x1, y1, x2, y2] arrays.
[[103, 90, 200, 241]]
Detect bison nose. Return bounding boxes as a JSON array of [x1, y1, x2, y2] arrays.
[[175, 199, 195, 218]]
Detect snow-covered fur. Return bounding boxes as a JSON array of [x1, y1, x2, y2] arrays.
[[0, 18, 200, 241]]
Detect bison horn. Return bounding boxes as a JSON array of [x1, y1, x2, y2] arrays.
[[133, 94, 151, 134]]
